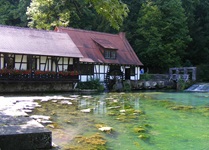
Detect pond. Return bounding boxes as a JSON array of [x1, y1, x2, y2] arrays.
[[29, 92, 209, 150]]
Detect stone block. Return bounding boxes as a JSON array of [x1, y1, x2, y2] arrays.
[[0, 115, 51, 150]]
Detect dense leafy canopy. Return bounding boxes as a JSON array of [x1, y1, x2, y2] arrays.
[[0, 0, 30, 26], [2, 0, 209, 74], [135, 0, 191, 72], [26, 0, 129, 30]]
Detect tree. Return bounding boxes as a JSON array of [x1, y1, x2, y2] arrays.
[[0, 0, 30, 27], [183, 0, 209, 66], [0, 0, 17, 25], [27, 0, 129, 30], [136, 0, 191, 73], [121, 0, 143, 48]]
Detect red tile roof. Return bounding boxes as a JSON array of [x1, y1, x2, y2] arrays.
[[0, 25, 83, 58], [55, 27, 143, 66]]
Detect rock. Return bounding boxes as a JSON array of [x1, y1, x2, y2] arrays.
[[30, 115, 50, 120], [39, 120, 53, 124], [23, 109, 33, 113], [82, 96, 93, 98], [98, 127, 112, 132], [120, 110, 126, 113], [60, 100, 72, 105], [80, 108, 91, 113]]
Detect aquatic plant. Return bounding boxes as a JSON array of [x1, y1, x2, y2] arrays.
[[134, 127, 146, 133], [64, 133, 107, 150], [138, 134, 150, 140]]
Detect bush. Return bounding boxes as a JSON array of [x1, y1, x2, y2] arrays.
[[177, 79, 193, 91], [77, 78, 104, 92], [196, 64, 209, 82], [123, 81, 131, 92], [140, 73, 152, 80]]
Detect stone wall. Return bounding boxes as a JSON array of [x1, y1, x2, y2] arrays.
[[130, 80, 175, 90], [0, 81, 73, 93], [129, 74, 175, 90]]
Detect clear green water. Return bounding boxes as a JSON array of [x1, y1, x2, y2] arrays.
[[32, 92, 209, 150]]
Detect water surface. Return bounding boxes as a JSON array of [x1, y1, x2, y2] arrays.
[[31, 92, 209, 150]]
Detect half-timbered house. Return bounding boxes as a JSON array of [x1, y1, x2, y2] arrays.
[[0, 25, 83, 92], [55, 27, 143, 88]]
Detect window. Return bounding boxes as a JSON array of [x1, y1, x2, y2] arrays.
[[104, 50, 116, 59]]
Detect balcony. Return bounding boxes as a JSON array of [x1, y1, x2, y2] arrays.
[[0, 69, 79, 82]]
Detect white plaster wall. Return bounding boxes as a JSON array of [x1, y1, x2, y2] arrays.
[[130, 67, 140, 80], [100, 65, 105, 73], [104, 65, 109, 73], [37, 58, 40, 70], [121, 66, 125, 74], [64, 58, 68, 64], [15, 55, 22, 62], [80, 75, 94, 82], [52, 62, 56, 71], [69, 58, 73, 64], [15, 55, 27, 70], [21, 64, 27, 70], [40, 56, 46, 71], [0, 54, 3, 69], [58, 58, 69, 71], [136, 67, 140, 80], [130, 76, 135, 80], [94, 65, 99, 73], [99, 74, 105, 81]]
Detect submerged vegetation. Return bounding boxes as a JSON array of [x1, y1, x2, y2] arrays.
[[30, 92, 209, 149], [64, 133, 107, 150]]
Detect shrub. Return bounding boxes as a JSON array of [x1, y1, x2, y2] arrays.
[[77, 78, 104, 92]]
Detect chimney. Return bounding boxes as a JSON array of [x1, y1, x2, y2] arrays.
[[119, 32, 126, 39]]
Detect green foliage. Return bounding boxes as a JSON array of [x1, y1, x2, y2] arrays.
[[85, 0, 129, 30], [177, 79, 192, 91], [183, 0, 209, 66], [196, 64, 209, 82], [123, 82, 131, 92], [136, 0, 191, 72], [140, 73, 152, 81], [77, 78, 104, 92], [27, 0, 129, 30], [27, 0, 71, 30], [0, 0, 30, 27]]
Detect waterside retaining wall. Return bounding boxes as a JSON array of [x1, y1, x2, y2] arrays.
[[0, 81, 73, 93], [130, 74, 175, 90]]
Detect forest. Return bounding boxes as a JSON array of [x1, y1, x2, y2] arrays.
[[0, 0, 208, 77]]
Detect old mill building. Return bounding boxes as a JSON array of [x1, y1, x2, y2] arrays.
[[0, 25, 143, 92]]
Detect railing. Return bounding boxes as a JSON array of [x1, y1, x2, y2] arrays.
[[0, 69, 79, 81]]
